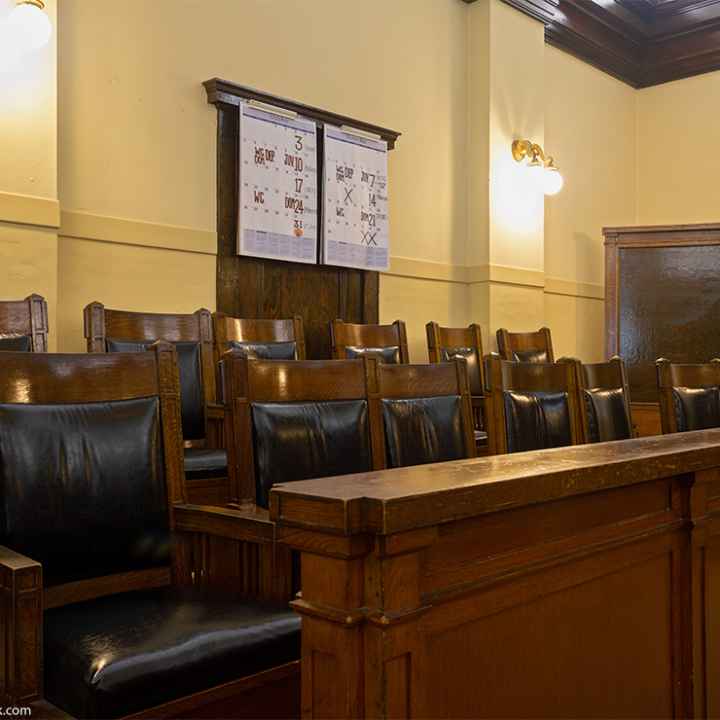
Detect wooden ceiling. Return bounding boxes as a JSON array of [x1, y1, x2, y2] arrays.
[[464, 0, 720, 87]]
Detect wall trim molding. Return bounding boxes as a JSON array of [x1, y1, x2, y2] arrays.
[[52, 215, 604, 302], [0, 191, 60, 229], [384, 256, 603, 300], [544, 276, 605, 301], [59, 211, 217, 256], [385, 256, 470, 284]]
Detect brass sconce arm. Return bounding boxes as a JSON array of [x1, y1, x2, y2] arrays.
[[512, 139, 546, 165]]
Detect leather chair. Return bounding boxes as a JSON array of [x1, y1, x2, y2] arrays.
[[222, 355, 383, 507], [0, 294, 48, 351], [565, 356, 634, 443], [486, 354, 582, 454], [375, 360, 476, 468], [83, 302, 227, 505], [496, 326, 555, 363], [330, 318, 409, 363], [426, 321, 488, 451], [657, 358, 720, 434], [213, 313, 306, 363], [0, 346, 300, 719]]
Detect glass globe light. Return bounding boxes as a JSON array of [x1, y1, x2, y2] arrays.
[[543, 166, 564, 196], [526, 156, 545, 192], [7, 0, 52, 52], [0, 20, 24, 72]]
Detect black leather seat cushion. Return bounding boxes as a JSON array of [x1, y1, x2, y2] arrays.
[[673, 386, 720, 432], [0, 334, 32, 351], [0, 398, 169, 587], [512, 349, 548, 363], [251, 400, 371, 508], [382, 396, 465, 468], [345, 345, 400, 364], [184, 447, 228, 479], [504, 390, 571, 453], [107, 339, 205, 440], [584, 388, 632, 442], [44, 587, 301, 719], [228, 339, 298, 360], [440, 346, 482, 395]]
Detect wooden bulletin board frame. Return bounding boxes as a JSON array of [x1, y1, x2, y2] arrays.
[[203, 78, 401, 359]]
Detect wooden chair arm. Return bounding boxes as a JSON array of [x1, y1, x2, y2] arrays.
[[173, 504, 293, 603], [0, 546, 42, 704], [174, 503, 275, 545]]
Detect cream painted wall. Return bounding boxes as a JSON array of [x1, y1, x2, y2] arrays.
[[57, 238, 216, 352], [0, 225, 58, 329], [59, 0, 468, 266], [0, 0, 58, 349], [0, 0, 57, 200], [544, 47, 637, 361], [57, 0, 469, 353], [637, 70, 720, 224], [380, 274, 470, 363], [488, 1, 545, 274], [466, 0, 546, 348]]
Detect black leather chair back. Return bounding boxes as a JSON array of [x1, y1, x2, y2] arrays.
[[382, 395, 465, 468], [107, 339, 205, 440], [0, 335, 32, 351], [503, 390, 572, 453], [345, 345, 400, 364], [512, 349, 549, 364], [440, 346, 483, 396], [672, 386, 720, 432], [251, 400, 372, 508], [583, 388, 632, 442], [228, 340, 298, 360], [0, 397, 169, 586]]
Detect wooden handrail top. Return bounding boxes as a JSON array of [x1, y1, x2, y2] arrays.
[[270, 430, 720, 535]]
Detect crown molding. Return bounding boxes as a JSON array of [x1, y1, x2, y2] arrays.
[[464, 0, 720, 87]]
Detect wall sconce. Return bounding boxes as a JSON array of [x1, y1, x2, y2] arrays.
[[511, 139, 564, 196], [7, 0, 52, 52]]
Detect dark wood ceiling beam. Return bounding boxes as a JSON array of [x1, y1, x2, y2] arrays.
[[463, 0, 720, 87]]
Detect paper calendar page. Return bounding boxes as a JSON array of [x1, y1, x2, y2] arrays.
[[238, 103, 318, 264], [323, 125, 389, 271]]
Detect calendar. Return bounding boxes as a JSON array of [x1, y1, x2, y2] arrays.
[[238, 103, 318, 264], [323, 125, 389, 271]]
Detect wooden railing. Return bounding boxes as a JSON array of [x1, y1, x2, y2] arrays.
[[270, 430, 720, 719]]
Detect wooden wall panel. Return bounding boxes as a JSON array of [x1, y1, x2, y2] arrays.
[[605, 223, 720, 402], [208, 83, 400, 359]]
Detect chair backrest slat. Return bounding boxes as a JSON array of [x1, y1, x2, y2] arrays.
[[496, 327, 554, 364], [564, 356, 633, 443], [222, 355, 383, 505], [213, 313, 306, 363], [0, 346, 185, 606], [0, 295, 48, 352], [486, 355, 582, 454], [426, 322, 485, 396], [331, 319, 409, 363], [84, 302, 217, 443], [657, 358, 720, 434], [375, 360, 476, 468]]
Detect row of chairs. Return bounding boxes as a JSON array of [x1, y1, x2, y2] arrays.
[[3, 298, 720, 718]]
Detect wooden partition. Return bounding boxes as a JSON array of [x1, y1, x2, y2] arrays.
[[271, 431, 720, 718], [205, 79, 400, 359], [605, 222, 720, 437]]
